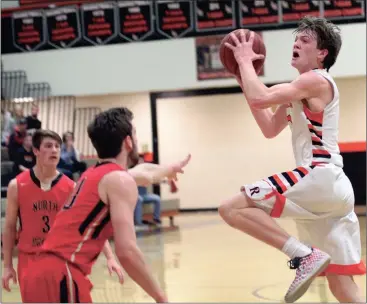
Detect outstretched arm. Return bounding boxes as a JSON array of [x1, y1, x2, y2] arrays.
[[128, 154, 191, 186]]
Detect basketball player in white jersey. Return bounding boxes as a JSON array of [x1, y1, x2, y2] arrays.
[[222, 16, 365, 303]]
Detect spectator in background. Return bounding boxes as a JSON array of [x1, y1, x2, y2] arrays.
[[7, 118, 27, 162], [13, 132, 35, 176], [57, 131, 87, 180], [134, 156, 162, 226], [26, 103, 42, 130], [1, 108, 15, 146], [135, 186, 162, 226], [13, 104, 24, 123]]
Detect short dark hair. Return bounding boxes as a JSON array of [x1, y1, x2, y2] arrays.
[[295, 16, 342, 71], [32, 129, 62, 149], [62, 131, 74, 143], [87, 107, 134, 159]]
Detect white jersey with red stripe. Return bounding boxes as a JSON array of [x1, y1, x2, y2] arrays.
[[240, 69, 366, 276], [286, 69, 343, 168]]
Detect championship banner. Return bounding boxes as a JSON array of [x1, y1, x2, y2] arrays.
[[2, 0, 365, 54]]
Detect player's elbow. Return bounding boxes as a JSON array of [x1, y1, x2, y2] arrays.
[[248, 95, 271, 109], [263, 131, 277, 139], [263, 125, 282, 138], [257, 125, 278, 139]]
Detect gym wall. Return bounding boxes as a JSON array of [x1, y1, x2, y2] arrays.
[[2, 23, 366, 96], [75, 93, 152, 153], [2, 9, 365, 209], [156, 77, 366, 209], [72, 76, 365, 209]]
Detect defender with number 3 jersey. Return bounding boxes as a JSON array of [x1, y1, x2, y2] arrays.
[[16, 168, 74, 289]]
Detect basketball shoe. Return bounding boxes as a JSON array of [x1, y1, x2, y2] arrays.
[[284, 248, 331, 303]]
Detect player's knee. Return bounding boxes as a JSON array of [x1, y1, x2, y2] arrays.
[[218, 197, 242, 227]]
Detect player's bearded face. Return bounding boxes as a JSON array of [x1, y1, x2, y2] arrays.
[[128, 137, 139, 167], [127, 124, 139, 167]]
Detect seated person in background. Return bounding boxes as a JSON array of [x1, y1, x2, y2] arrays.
[[7, 118, 27, 162], [57, 131, 87, 180], [135, 185, 162, 226], [134, 155, 161, 226], [13, 132, 35, 176], [133, 155, 180, 227]]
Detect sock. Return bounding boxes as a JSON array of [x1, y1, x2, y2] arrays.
[[282, 237, 312, 259]]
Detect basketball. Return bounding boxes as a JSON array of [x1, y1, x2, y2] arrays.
[[219, 29, 266, 77]]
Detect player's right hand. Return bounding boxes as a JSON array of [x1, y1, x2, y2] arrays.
[[2, 266, 17, 292], [166, 154, 191, 181]]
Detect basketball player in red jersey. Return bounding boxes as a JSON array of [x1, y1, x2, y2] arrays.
[[2, 130, 124, 299], [21, 108, 190, 303], [221, 17, 364, 302]]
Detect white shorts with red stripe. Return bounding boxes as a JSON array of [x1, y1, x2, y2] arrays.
[[241, 163, 366, 276]]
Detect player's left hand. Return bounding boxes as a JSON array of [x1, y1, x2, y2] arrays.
[[2, 266, 17, 292], [107, 258, 124, 284], [225, 31, 265, 63]]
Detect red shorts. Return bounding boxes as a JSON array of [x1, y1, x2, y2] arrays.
[[21, 252, 93, 303], [17, 252, 40, 300]]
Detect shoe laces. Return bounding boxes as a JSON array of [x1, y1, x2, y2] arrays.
[[287, 257, 302, 269], [287, 249, 313, 270]]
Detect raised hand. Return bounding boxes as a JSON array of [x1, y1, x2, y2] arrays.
[[166, 154, 191, 181], [225, 30, 265, 63]]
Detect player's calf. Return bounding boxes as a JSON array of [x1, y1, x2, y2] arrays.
[[327, 274, 364, 303], [219, 193, 332, 303]]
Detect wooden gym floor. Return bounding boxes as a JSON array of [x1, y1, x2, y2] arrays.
[[2, 212, 366, 303]]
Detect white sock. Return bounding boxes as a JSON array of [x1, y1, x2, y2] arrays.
[[282, 237, 312, 259]]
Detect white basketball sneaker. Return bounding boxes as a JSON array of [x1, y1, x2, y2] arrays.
[[284, 248, 331, 303]]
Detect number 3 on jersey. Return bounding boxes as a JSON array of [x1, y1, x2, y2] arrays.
[[42, 215, 50, 233], [64, 178, 86, 210]]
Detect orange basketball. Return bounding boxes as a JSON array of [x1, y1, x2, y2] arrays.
[[219, 29, 266, 77]]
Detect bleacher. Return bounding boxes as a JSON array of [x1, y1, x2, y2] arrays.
[[1, 146, 13, 200]]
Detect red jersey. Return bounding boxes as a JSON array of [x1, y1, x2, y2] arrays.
[[42, 162, 124, 275], [16, 169, 74, 253]]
